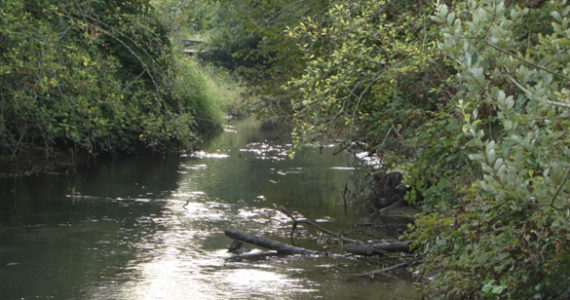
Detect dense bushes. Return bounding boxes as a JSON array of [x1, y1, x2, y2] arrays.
[[0, 0, 222, 159], [285, 1, 443, 150], [409, 1, 570, 298], [278, 0, 569, 298], [140, 0, 569, 297]]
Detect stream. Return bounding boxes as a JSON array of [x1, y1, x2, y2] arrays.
[[0, 119, 418, 299]]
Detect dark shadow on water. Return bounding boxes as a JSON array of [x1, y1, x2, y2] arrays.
[[0, 153, 183, 299]]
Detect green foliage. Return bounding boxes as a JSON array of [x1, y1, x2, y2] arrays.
[[404, 112, 479, 208], [285, 0, 443, 147], [151, 0, 247, 119], [184, 0, 331, 120], [0, 0, 222, 159], [151, 0, 218, 39], [285, 0, 466, 201], [279, 0, 568, 298], [408, 0, 570, 298], [171, 50, 246, 128]]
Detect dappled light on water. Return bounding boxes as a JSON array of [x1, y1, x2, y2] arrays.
[[182, 151, 230, 159], [220, 269, 318, 298], [0, 119, 418, 299], [239, 142, 290, 161]]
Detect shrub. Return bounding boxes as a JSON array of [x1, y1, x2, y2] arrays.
[[409, 1, 570, 298]]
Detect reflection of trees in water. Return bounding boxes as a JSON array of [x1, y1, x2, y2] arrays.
[[0, 152, 181, 216], [0, 153, 184, 299]]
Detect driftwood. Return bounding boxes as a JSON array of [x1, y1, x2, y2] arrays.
[[225, 205, 420, 280], [343, 240, 412, 256], [344, 243, 388, 256], [275, 205, 413, 256], [225, 228, 412, 258], [225, 230, 419, 279], [224, 230, 320, 255]]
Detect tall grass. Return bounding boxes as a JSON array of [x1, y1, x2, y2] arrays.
[[152, 0, 246, 126], [171, 46, 246, 133]]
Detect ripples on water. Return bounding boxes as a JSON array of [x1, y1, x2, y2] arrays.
[[0, 119, 418, 300]]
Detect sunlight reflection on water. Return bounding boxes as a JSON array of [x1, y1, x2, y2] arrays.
[[0, 118, 418, 300], [182, 151, 231, 159], [109, 196, 315, 300], [113, 120, 347, 300]]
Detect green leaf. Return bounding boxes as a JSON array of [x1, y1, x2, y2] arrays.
[[471, 52, 478, 65], [492, 284, 507, 294], [551, 11, 561, 22], [481, 280, 495, 293]]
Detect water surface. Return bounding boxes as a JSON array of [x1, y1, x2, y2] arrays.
[[0, 119, 417, 299]]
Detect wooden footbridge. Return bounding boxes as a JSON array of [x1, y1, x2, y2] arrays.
[[177, 39, 204, 55]]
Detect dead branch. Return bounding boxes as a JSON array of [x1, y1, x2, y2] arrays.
[[344, 243, 389, 256], [377, 199, 407, 214], [358, 260, 422, 278], [224, 230, 320, 255], [275, 205, 414, 256]]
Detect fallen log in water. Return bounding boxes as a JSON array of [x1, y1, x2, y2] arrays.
[[273, 205, 413, 256], [344, 243, 388, 256], [225, 229, 420, 280], [224, 230, 320, 255], [225, 229, 412, 258]]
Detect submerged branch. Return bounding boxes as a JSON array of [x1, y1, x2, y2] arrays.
[[357, 260, 422, 278], [224, 230, 320, 255]]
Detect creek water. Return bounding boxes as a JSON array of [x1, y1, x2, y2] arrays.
[[0, 119, 418, 299]]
